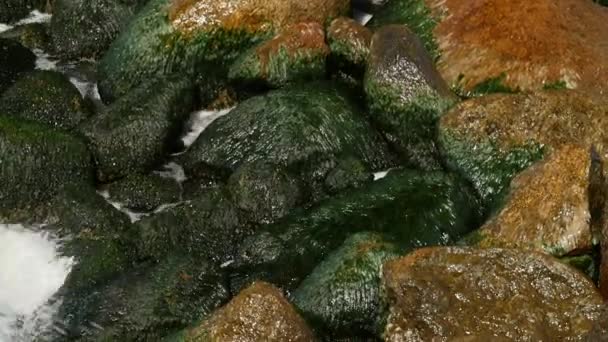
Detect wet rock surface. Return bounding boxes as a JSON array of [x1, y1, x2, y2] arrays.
[[0, 22, 51, 51], [106, 173, 181, 211], [383, 247, 604, 341], [183, 281, 315, 342], [0, 38, 36, 94]]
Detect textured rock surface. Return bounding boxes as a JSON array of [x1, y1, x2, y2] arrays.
[[439, 90, 608, 210], [471, 145, 602, 257], [383, 247, 603, 341], [293, 232, 399, 338], [229, 22, 329, 87], [327, 17, 372, 70], [107, 173, 181, 211], [365, 25, 455, 170], [0, 0, 43, 23], [229, 169, 481, 292], [0, 70, 90, 130], [184, 282, 314, 342], [0, 38, 36, 95], [0, 23, 51, 51]]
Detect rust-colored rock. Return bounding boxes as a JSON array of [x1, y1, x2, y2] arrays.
[[170, 0, 350, 33], [186, 281, 315, 341], [475, 145, 601, 257], [427, 0, 608, 94], [383, 247, 603, 341]]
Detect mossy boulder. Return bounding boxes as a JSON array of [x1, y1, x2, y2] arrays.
[[0, 70, 90, 130], [181, 83, 395, 186], [438, 90, 608, 213], [229, 169, 481, 292], [0, 0, 44, 23], [98, 0, 349, 101], [0, 38, 36, 94], [55, 253, 229, 341], [0, 22, 51, 51], [182, 282, 314, 342], [50, 0, 136, 59], [323, 156, 372, 195], [364, 25, 456, 170], [79, 78, 194, 182], [382, 247, 603, 340], [107, 173, 181, 211], [135, 188, 245, 263], [327, 17, 372, 72], [293, 232, 399, 339], [464, 145, 602, 258], [0, 116, 93, 212], [229, 22, 329, 87], [227, 161, 304, 224]]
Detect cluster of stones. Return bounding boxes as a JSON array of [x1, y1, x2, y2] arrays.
[[2, 0, 608, 340]]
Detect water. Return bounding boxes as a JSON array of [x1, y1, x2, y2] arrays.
[[0, 224, 74, 341]]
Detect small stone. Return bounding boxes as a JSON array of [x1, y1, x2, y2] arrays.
[[327, 17, 372, 69]]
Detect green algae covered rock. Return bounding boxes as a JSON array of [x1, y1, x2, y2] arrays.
[[364, 25, 456, 170], [0, 70, 90, 130], [0, 116, 93, 212], [229, 169, 481, 292], [181, 83, 395, 183], [323, 156, 372, 195], [327, 17, 372, 72], [135, 188, 245, 263], [55, 253, 229, 341], [50, 0, 136, 59], [107, 172, 181, 211], [229, 22, 329, 87], [80, 78, 194, 182], [0, 38, 36, 94], [293, 232, 399, 339], [0, 23, 51, 51], [98, 0, 349, 101]]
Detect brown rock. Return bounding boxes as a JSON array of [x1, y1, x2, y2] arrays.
[[383, 247, 603, 341], [475, 145, 601, 257], [170, 0, 350, 34], [186, 281, 315, 341], [427, 0, 608, 94]]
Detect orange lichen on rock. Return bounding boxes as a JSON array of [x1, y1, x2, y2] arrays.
[[427, 0, 608, 94]]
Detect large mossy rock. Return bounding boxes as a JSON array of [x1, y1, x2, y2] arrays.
[[180, 282, 314, 342], [293, 232, 399, 339], [106, 172, 181, 211], [370, 0, 608, 95], [0, 70, 90, 130], [364, 25, 455, 170], [382, 247, 603, 340], [0, 38, 36, 95], [55, 253, 229, 341], [0, 116, 93, 213], [80, 78, 194, 182], [181, 83, 395, 186], [98, 0, 349, 101], [229, 22, 329, 87], [229, 169, 481, 292], [438, 91, 608, 212], [135, 188, 245, 263], [0, 23, 51, 51], [0, 0, 43, 23], [466, 145, 603, 258], [50, 0, 136, 59]]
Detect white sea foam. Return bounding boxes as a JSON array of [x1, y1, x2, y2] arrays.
[[181, 107, 234, 148], [154, 162, 187, 183], [15, 10, 51, 26], [0, 23, 12, 34], [373, 169, 391, 181], [33, 48, 57, 70]]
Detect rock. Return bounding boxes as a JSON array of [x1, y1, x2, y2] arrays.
[[0, 23, 51, 51], [183, 281, 314, 342], [79, 78, 194, 182], [364, 25, 456, 170], [55, 253, 229, 341], [227, 161, 304, 224], [585, 305, 608, 341], [383, 247, 603, 341], [327, 17, 372, 72], [135, 188, 244, 263], [0, 0, 43, 23], [228, 22, 329, 87], [50, 0, 136, 59], [0, 38, 36, 94], [98, 0, 349, 101], [323, 157, 373, 195], [229, 169, 481, 292], [181, 83, 395, 186], [371, 0, 608, 95], [292, 232, 399, 339], [438, 90, 608, 211], [106, 173, 181, 211], [467, 145, 602, 257], [0, 70, 90, 130], [0, 116, 93, 212]]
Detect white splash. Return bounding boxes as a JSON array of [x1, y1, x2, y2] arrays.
[[154, 162, 187, 183], [0, 23, 12, 34], [182, 107, 234, 148], [69, 77, 99, 99], [33, 48, 57, 70], [97, 190, 147, 223], [15, 10, 51, 26], [0, 224, 73, 341], [373, 169, 391, 181]]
